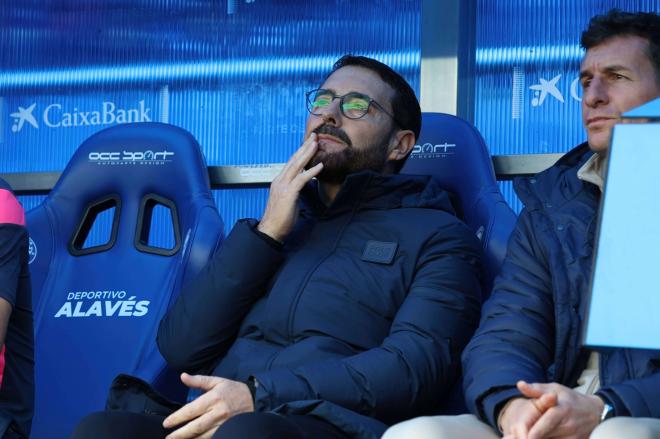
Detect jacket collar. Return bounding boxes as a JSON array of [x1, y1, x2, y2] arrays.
[[515, 143, 597, 209], [577, 153, 607, 193], [299, 170, 455, 218]]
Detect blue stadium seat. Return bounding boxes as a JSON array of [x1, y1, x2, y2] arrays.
[[26, 122, 224, 439], [402, 112, 517, 297]]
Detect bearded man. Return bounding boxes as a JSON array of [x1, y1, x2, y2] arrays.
[[73, 55, 482, 439]]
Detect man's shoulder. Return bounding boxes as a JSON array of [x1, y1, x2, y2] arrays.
[[384, 176, 478, 245], [0, 178, 25, 227], [515, 143, 593, 207], [539, 142, 592, 179], [392, 208, 481, 256]]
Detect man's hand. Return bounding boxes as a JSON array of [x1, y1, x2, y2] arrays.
[[257, 133, 323, 242], [519, 381, 603, 439], [500, 385, 557, 439], [163, 373, 254, 439]]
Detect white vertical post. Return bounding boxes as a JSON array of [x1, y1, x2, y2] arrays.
[[420, 0, 459, 115], [159, 85, 170, 123]]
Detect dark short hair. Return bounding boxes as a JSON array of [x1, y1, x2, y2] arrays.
[[581, 9, 660, 82], [329, 55, 422, 172]]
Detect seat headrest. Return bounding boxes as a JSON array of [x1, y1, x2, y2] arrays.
[[43, 123, 214, 251], [402, 113, 497, 216], [51, 122, 210, 205]]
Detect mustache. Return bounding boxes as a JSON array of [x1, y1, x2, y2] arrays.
[[312, 124, 352, 147]]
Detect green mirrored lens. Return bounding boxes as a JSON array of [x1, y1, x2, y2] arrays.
[[312, 97, 332, 108], [310, 90, 333, 111], [342, 95, 370, 117]]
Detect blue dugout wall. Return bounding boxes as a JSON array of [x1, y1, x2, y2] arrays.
[[2, 0, 660, 223], [1, 0, 420, 229]]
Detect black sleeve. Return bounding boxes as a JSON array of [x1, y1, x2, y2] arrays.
[[157, 219, 285, 373], [0, 225, 28, 307], [462, 208, 555, 428]]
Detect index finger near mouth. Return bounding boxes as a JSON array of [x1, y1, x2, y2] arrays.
[[283, 137, 319, 179], [279, 134, 317, 176], [292, 134, 317, 159]]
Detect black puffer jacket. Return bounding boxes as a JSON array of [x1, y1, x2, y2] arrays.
[[159, 170, 482, 438]]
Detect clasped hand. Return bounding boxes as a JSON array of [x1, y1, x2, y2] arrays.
[[500, 381, 604, 439]]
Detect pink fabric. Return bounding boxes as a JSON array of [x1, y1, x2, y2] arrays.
[[0, 189, 25, 226]]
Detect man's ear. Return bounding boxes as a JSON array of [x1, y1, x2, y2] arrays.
[[387, 130, 416, 162]]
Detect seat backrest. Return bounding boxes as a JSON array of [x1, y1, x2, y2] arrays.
[[401, 113, 517, 296], [26, 122, 224, 439]]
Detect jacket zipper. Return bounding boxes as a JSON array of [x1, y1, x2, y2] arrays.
[[284, 201, 361, 341]]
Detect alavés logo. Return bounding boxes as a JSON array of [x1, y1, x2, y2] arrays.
[[10, 100, 152, 133], [88, 149, 175, 166], [54, 290, 150, 318], [28, 238, 37, 265], [411, 142, 456, 159]]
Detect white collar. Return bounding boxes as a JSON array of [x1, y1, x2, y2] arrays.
[[577, 152, 608, 193]]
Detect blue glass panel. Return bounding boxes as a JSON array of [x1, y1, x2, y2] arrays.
[[213, 187, 270, 230], [473, 0, 660, 211], [1, 0, 421, 230]]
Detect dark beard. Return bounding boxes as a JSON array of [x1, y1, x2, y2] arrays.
[[306, 124, 392, 184]]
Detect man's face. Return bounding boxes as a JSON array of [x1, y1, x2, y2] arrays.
[[304, 65, 397, 183], [580, 35, 660, 153]]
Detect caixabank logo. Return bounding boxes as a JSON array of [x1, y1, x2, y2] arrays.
[[9, 99, 152, 133], [528, 74, 582, 107], [510, 67, 586, 120]]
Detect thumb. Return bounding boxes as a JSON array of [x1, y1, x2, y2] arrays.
[[517, 380, 546, 398], [180, 373, 217, 391]]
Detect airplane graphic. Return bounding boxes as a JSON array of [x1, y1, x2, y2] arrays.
[[529, 75, 565, 107], [10, 103, 39, 132]]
